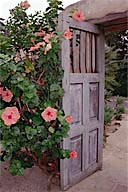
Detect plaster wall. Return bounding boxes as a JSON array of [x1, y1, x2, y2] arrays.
[[62, 0, 128, 21]]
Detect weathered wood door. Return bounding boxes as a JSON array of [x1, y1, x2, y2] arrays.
[[59, 14, 105, 191]]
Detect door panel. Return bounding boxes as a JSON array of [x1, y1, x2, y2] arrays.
[[89, 83, 99, 119], [89, 129, 98, 165], [70, 135, 82, 177], [70, 84, 83, 125]]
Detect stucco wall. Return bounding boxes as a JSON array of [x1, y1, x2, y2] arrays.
[[62, 0, 128, 21]]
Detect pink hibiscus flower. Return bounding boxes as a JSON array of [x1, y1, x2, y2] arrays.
[[63, 29, 72, 40], [1, 107, 20, 126], [65, 115, 73, 124], [41, 107, 57, 122], [35, 32, 45, 37], [20, 0, 30, 9], [70, 151, 77, 158], [29, 44, 40, 52], [37, 42, 45, 47], [43, 33, 53, 43], [1, 88, 13, 103], [44, 43, 52, 55], [72, 10, 85, 22]]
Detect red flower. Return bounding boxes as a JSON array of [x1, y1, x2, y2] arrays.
[[72, 10, 85, 22], [1, 107, 20, 126], [1, 88, 13, 103], [70, 151, 77, 158], [63, 29, 72, 40], [65, 115, 73, 124], [41, 107, 57, 122]]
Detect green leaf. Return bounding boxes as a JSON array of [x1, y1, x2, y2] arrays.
[[57, 115, 64, 123], [48, 127, 55, 134], [24, 58, 34, 73], [4, 153, 12, 161], [32, 114, 43, 126], [0, 67, 9, 82], [50, 83, 64, 102], [0, 109, 5, 118], [8, 63, 17, 72], [10, 160, 24, 176], [25, 126, 37, 140], [11, 127, 20, 136]]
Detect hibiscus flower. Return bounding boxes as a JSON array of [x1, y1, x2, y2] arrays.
[[44, 33, 53, 43], [72, 10, 85, 22], [1, 88, 13, 103], [20, 0, 30, 10], [41, 107, 57, 122], [63, 29, 72, 40], [37, 42, 45, 47], [65, 115, 73, 124], [70, 151, 77, 158], [29, 44, 40, 52], [35, 32, 45, 37], [1, 107, 20, 126]]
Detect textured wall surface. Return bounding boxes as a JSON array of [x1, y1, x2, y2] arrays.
[[62, 0, 128, 21]]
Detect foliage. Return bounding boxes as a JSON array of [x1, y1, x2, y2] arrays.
[[104, 95, 125, 124], [105, 30, 128, 97], [105, 45, 121, 98], [104, 105, 115, 143], [116, 95, 124, 105], [114, 96, 125, 120], [0, 0, 73, 177], [104, 105, 115, 126]]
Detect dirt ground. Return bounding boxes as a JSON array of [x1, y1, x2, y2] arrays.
[[0, 113, 128, 192]]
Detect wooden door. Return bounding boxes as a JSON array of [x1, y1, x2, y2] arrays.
[[59, 14, 105, 191]]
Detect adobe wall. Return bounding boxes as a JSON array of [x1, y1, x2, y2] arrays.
[[62, 0, 128, 21]]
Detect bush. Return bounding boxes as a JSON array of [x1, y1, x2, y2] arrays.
[[0, 0, 75, 178], [105, 45, 120, 98], [105, 30, 128, 97], [118, 105, 125, 113], [115, 96, 125, 120], [104, 105, 115, 143], [116, 95, 124, 105], [104, 105, 115, 126]]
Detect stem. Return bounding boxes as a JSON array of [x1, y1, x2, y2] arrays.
[[26, 104, 30, 112], [25, 147, 49, 175], [17, 98, 22, 110], [37, 70, 44, 82]]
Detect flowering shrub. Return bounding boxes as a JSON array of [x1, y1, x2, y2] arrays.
[[0, 0, 76, 178]]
